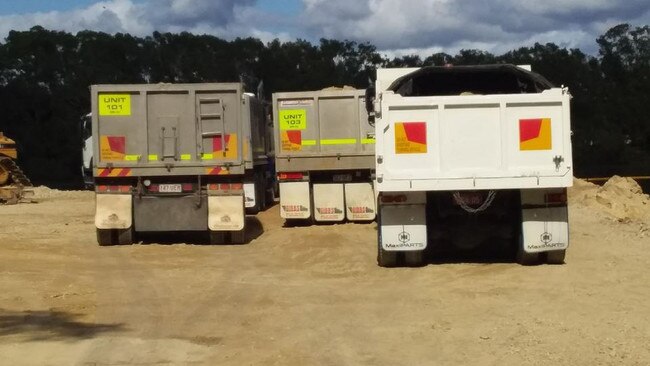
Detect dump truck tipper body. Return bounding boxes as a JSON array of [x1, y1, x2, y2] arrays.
[[91, 83, 274, 245], [272, 88, 376, 222], [372, 65, 573, 266]]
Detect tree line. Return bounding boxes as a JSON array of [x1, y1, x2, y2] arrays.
[[0, 24, 648, 187]]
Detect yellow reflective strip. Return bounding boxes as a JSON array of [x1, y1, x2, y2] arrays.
[[148, 154, 158, 161], [202, 153, 214, 160], [124, 155, 139, 161], [301, 139, 317, 146], [320, 139, 357, 145], [361, 138, 376, 144], [180, 154, 191, 161]]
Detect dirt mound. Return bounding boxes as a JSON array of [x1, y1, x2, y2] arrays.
[[31, 186, 94, 201], [570, 176, 650, 222]]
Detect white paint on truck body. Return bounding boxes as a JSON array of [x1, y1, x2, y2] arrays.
[[375, 87, 573, 191]]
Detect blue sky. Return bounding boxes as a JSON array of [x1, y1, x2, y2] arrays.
[[0, 0, 647, 56]]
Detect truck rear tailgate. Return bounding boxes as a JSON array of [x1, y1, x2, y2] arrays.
[[376, 89, 572, 191]]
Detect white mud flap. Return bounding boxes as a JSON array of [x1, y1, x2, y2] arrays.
[[95, 194, 132, 229], [380, 203, 427, 251], [244, 183, 256, 208], [313, 183, 345, 222], [208, 195, 245, 231], [522, 207, 569, 253], [279, 181, 311, 219], [344, 182, 376, 221]]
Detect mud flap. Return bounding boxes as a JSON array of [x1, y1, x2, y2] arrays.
[[344, 182, 376, 221], [279, 181, 311, 219], [522, 207, 568, 253], [313, 183, 345, 222], [208, 195, 245, 231], [379, 204, 427, 251], [244, 183, 256, 208], [95, 194, 132, 230]]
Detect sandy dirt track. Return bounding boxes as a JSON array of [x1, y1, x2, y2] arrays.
[[1, 179, 649, 365]]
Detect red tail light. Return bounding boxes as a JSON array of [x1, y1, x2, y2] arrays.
[[97, 185, 131, 193], [148, 184, 159, 192], [208, 183, 244, 191], [545, 192, 567, 204], [381, 194, 407, 203], [278, 172, 304, 181], [182, 183, 193, 192]]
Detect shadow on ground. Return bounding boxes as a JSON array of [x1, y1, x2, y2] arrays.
[[135, 216, 264, 245], [0, 309, 126, 341]]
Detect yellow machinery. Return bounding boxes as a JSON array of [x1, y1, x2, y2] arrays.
[[0, 132, 32, 204]]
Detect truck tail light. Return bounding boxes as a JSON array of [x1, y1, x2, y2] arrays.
[[545, 191, 567, 204], [278, 172, 304, 181], [380, 194, 407, 203], [208, 183, 244, 191], [182, 183, 193, 192], [148, 184, 159, 192], [97, 185, 131, 193]]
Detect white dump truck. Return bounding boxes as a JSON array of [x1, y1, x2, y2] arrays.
[[91, 83, 274, 245], [272, 88, 376, 223], [370, 65, 572, 266]]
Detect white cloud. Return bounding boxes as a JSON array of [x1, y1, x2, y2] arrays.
[[0, 0, 286, 42], [0, 0, 648, 57], [299, 0, 650, 55]]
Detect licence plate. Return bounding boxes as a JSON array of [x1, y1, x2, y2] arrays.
[[159, 184, 182, 193], [333, 174, 352, 182]]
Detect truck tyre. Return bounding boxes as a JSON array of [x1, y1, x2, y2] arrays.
[[117, 228, 134, 245], [377, 247, 398, 267], [229, 229, 246, 244], [404, 250, 425, 267], [516, 234, 539, 265], [97, 229, 114, 246], [516, 249, 539, 265], [377, 219, 398, 267], [209, 231, 226, 244], [545, 250, 566, 264]]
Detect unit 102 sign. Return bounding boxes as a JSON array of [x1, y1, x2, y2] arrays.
[[99, 94, 131, 116]]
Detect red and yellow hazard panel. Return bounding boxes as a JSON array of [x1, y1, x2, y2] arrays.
[[205, 167, 230, 175], [96, 168, 132, 177], [395, 122, 427, 154], [281, 130, 302, 151], [203, 134, 238, 160], [520, 118, 552, 150], [100, 136, 126, 161]]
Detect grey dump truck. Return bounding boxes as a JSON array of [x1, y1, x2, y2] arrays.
[[92, 83, 274, 245], [272, 88, 376, 223]]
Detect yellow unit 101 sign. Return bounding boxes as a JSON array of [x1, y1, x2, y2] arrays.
[[99, 94, 131, 116], [279, 109, 307, 130]]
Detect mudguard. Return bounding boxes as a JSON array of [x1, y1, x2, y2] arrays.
[[279, 181, 311, 219], [208, 195, 245, 231], [95, 194, 132, 229]]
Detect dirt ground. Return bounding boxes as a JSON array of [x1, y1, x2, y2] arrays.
[[1, 179, 649, 365]]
